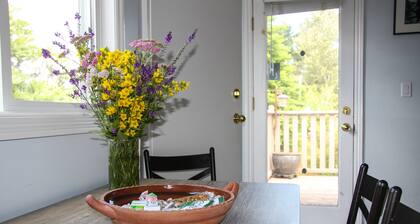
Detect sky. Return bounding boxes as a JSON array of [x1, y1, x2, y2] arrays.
[[9, 0, 80, 47], [271, 11, 314, 35]]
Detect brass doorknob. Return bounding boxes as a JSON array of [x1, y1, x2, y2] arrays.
[[233, 113, 246, 124], [341, 123, 352, 132]]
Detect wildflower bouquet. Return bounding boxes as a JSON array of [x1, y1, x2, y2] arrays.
[[42, 13, 196, 188]]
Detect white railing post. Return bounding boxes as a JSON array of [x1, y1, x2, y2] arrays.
[[274, 112, 281, 153], [320, 115, 326, 170], [283, 115, 290, 152], [310, 115, 317, 169], [301, 115, 308, 169], [329, 115, 336, 171], [292, 116, 299, 153]]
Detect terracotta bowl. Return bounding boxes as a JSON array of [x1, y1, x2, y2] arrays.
[[85, 181, 239, 224]]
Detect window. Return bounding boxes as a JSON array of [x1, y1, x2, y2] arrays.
[[0, 0, 125, 140], [7, 0, 92, 103]]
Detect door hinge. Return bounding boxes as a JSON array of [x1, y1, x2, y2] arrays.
[[251, 17, 254, 31], [252, 97, 255, 110]]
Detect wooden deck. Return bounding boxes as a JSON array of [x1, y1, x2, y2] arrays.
[[269, 175, 338, 206]]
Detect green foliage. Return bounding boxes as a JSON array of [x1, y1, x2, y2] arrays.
[[9, 6, 74, 102], [267, 10, 339, 111]]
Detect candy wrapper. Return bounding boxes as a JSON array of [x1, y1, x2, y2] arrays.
[[117, 191, 224, 211]]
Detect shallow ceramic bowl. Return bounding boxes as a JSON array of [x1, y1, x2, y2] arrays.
[[85, 181, 239, 224]]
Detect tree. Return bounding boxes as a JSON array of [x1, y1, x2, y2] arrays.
[[9, 6, 74, 102], [266, 20, 303, 111], [293, 10, 339, 111]]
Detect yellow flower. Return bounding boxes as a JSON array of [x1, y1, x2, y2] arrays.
[[102, 80, 112, 90], [152, 68, 164, 84], [105, 106, 117, 116], [180, 81, 190, 91], [120, 113, 127, 121], [118, 99, 131, 107], [101, 93, 110, 101], [119, 88, 132, 99], [129, 129, 136, 137], [119, 122, 127, 130], [129, 120, 139, 129]]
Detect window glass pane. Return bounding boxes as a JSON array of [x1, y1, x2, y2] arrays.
[[8, 0, 87, 103]]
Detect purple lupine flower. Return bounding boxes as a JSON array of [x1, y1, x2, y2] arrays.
[[73, 90, 80, 96], [136, 83, 142, 96], [147, 87, 156, 94], [149, 111, 157, 119], [164, 31, 173, 44], [104, 89, 111, 95], [166, 65, 176, 76], [41, 49, 51, 58], [88, 27, 94, 37], [69, 78, 79, 85], [52, 70, 60, 75], [164, 76, 175, 85], [75, 13, 81, 20], [141, 65, 154, 79], [53, 41, 66, 50], [81, 85, 87, 92], [64, 21, 69, 26], [79, 104, 88, 109], [111, 128, 117, 135], [134, 62, 140, 68], [55, 32, 61, 37], [187, 29, 198, 43], [69, 69, 76, 77]]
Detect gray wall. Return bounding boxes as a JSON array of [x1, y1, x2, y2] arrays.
[[0, 134, 108, 222], [365, 0, 420, 210]]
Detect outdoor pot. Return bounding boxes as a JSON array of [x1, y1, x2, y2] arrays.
[[272, 153, 302, 178]]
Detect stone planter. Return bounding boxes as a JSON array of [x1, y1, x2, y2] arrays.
[[272, 153, 302, 178]]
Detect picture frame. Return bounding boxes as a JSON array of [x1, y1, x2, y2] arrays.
[[394, 0, 420, 34]]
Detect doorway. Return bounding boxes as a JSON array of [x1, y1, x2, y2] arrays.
[[249, 0, 363, 222], [266, 9, 340, 206]]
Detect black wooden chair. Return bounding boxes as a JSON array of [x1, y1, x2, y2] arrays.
[[143, 147, 216, 181], [347, 163, 389, 224], [381, 186, 420, 224]]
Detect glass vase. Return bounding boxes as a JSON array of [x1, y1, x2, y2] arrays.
[[108, 138, 140, 189]]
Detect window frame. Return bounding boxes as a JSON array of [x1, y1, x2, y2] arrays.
[[0, 0, 113, 140], [1, 0, 96, 113]]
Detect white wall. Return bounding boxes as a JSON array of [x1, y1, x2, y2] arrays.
[[364, 0, 420, 210], [0, 134, 108, 222]]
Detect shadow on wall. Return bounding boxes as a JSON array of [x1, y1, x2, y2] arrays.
[[148, 44, 198, 139]]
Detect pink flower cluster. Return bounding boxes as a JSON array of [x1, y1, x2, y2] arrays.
[[129, 40, 162, 54], [81, 51, 101, 69]]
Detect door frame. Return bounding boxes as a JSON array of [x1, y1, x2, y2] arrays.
[[242, 0, 365, 215]]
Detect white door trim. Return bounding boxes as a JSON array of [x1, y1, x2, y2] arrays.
[[242, 0, 365, 188], [241, 0, 255, 182], [353, 0, 365, 182]]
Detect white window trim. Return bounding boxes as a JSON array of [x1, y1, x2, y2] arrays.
[[0, 0, 126, 140]]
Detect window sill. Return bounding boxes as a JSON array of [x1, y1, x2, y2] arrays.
[[0, 112, 98, 141]]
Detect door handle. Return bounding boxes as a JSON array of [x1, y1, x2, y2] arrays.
[[233, 113, 246, 124], [341, 123, 352, 132]]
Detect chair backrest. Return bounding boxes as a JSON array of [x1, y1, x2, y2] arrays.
[[347, 163, 389, 224], [143, 147, 216, 181], [381, 186, 420, 224]]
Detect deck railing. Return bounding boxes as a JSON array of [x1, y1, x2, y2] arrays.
[[267, 109, 339, 174]]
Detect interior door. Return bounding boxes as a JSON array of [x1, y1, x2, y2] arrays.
[[143, 0, 243, 181], [254, 0, 356, 223]]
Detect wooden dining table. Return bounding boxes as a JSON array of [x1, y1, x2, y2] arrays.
[[5, 180, 300, 224]]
